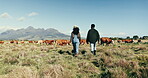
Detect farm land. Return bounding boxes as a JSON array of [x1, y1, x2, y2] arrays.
[[0, 40, 148, 78]]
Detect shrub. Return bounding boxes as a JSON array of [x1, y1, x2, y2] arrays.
[[4, 66, 39, 78], [39, 64, 70, 78]]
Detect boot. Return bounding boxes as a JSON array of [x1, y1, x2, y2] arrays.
[[94, 50, 96, 55]]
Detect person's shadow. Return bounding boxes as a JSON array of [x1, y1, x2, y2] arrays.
[[81, 50, 86, 55], [66, 51, 71, 55], [58, 50, 87, 57], [58, 50, 72, 55]]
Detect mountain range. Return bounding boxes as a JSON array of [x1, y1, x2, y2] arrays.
[[0, 26, 70, 40]]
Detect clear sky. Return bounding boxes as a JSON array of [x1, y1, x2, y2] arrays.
[[0, 0, 147, 38]]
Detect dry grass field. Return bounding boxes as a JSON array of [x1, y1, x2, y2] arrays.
[[0, 41, 148, 78]]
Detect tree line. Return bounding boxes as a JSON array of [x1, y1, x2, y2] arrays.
[[110, 35, 148, 40]]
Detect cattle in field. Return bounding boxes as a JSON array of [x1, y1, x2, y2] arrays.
[[65, 40, 71, 45], [34, 41, 38, 43], [100, 37, 112, 45], [56, 40, 64, 46], [18, 40, 25, 44], [10, 41, 14, 43], [117, 40, 122, 43], [43, 40, 55, 45], [56, 39, 70, 46], [10, 40, 18, 44], [28, 41, 34, 43], [138, 39, 141, 43], [80, 39, 86, 45], [122, 39, 133, 43], [38, 40, 44, 44], [20, 41, 25, 43], [0, 41, 4, 44]]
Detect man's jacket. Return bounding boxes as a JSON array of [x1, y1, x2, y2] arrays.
[[86, 28, 100, 43]]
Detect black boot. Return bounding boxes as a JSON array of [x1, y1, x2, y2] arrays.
[[94, 50, 96, 55]]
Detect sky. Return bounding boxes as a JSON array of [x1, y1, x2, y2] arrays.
[[0, 0, 147, 38]]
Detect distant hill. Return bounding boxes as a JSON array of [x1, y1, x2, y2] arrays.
[[0, 26, 70, 40]]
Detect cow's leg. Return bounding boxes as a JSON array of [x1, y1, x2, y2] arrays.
[[101, 41, 104, 45]]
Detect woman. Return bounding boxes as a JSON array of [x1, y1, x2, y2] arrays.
[[70, 26, 81, 56]]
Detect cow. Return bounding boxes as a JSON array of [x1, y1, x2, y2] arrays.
[[100, 37, 112, 45], [34, 41, 38, 43], [65, 40, 71, 45], [10, 41, 14, 43], [38, 40, 44, 44], [19, 41, 25, 44], [0, 41, 4, 44], [28, 40, 37, 43], [117, 40, 122, 43], [10, 40, 18, 44], [56, 40, 64, 46], [43, 40, 55, 45], [56, 39, 70, 46], [28, 41, 34, 43], [122, 39, 133, 43], [138, 39, 141, 43], [80, 39, 86, 45]]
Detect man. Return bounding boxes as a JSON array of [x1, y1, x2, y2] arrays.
[[86, 24, 100, 55]]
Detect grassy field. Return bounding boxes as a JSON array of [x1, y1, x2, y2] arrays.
[[0, 41, 148, 78]]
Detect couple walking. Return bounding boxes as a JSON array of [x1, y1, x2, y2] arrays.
[[70, 24, 100, 56]]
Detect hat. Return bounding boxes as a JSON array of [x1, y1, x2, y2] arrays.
[[73, 25, 78, 28]]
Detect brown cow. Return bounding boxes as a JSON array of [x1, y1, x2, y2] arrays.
[[28, 40, 38, 43], [10, 40, 18, 44], [10, 41, 14, 43], [28, 41, 34, 43], [44, 40, 55, 45], [56, 39, 70, 46], [122, 39, 133, 43], [101, 37, 112, 45], [0, 41, 4, 44], [65, 40, 71, 45], [34, 41, 38, 43], [80, 39, 86, 45], [20, 41, 25, 43], [56, 40, 64, 46]]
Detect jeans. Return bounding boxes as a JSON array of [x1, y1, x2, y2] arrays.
[[90, 43, 96, 52], [72, 42, 79, 54]]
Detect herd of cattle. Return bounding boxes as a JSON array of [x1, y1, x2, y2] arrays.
[[0, 37, 142, 46]]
